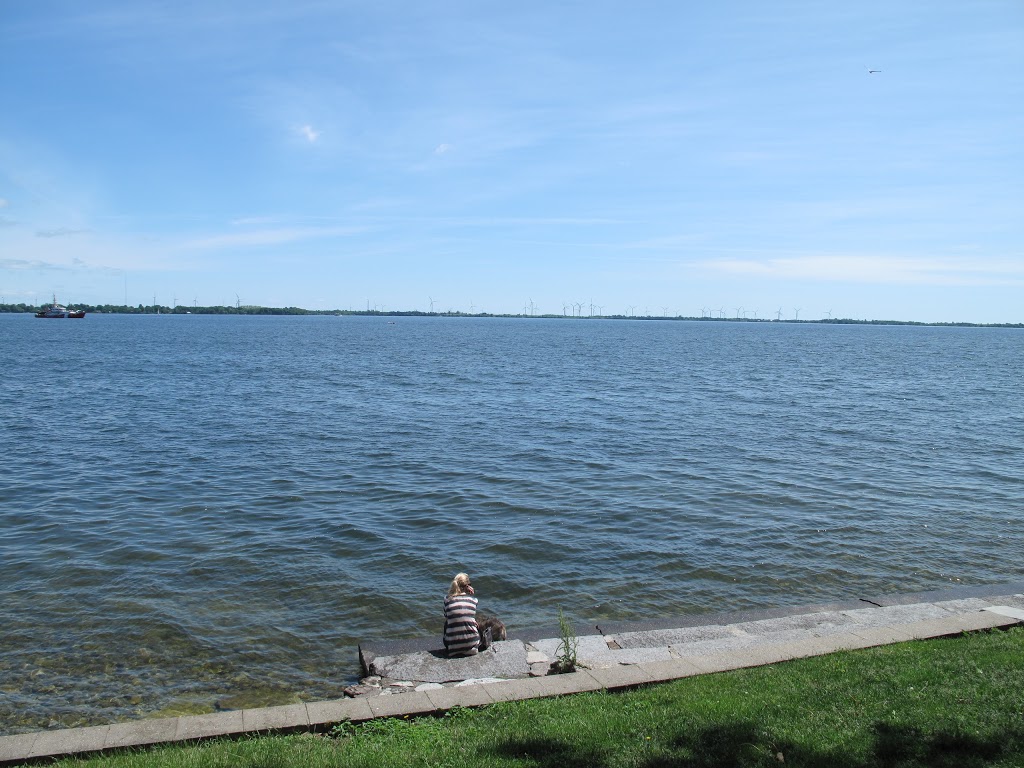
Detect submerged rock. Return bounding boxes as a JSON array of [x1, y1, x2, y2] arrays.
[[342, 684, 379, 698]]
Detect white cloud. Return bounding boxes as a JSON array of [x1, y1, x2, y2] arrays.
[[0, 198, 8, 207], [299, 124, 320, 143], [434, 143, 452, 155]]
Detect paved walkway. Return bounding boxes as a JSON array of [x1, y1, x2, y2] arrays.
[[2, 583, 1023, 766]]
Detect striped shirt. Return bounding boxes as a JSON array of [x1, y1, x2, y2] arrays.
[[443, 594, 480, 655]]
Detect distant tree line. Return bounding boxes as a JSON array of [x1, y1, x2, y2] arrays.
[[1, 302, 1020, 328], [0, 303, 314, 315]]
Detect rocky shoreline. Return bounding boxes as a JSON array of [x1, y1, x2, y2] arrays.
[[345, 638, 555, 698]]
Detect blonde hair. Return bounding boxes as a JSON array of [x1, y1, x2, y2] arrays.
[[448, 572, 472, 597]]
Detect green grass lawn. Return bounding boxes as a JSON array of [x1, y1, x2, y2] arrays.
[[56, 627, 1024, 768]]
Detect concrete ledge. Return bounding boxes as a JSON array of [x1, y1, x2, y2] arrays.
[[424, 682, 496, 710], [28, 725, 109, 760], [306, 697, 374, 728], [980, 606, 1024, 623], [725, 643, 802, 668], [903, 617, 976, 640], [175, 711, 246, 741], [0, 735, 37, 765], [635, 657, 704, 684], [529, 670, 604, 696], [894, 610, 1023, 641], [785, 632, 882, 657], [586, 664, 653, 690], [481, 677, 548, 703], [243, 703, 309, 733], [597, 599, 871, 636], [104, 718, 178, 749], [849, 625, 916, 646], [366, 691, 437, 719], [684, 648, 782, 675]]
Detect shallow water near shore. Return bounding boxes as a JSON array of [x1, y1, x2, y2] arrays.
[[1, 314, 1022, 733]]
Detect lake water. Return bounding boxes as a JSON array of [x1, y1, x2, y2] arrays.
[[1, 314, 1022, 733]]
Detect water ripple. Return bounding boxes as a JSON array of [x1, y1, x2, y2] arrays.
[[1, 315, 1022, 732]]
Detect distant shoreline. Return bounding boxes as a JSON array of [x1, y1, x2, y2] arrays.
[[1, 304, 1022, 328]]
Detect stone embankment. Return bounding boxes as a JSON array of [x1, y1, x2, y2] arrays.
[[2, 583, 1023, 766]]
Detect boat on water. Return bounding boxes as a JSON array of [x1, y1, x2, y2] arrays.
[[35, 295, 86, 319]]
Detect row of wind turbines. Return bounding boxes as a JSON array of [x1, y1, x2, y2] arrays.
[[147, 293, 838, 320], [425, 296, 835, 321], [700, 307, 835, 321]]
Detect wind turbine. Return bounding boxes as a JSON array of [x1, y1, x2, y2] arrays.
[[236, 293, 241, 310], [776, 307, 783, 321], [825, 309, 833, 320], [794, 307, 801, 320], [428, 296, 436, 313]]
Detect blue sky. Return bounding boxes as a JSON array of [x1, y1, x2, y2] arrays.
[[1, 1, 1022, 321]]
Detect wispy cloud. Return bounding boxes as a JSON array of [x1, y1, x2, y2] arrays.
[[434, 143, 452, 155], [700, 254, 1024, 287], [0, 255, 118, 274], [0, 257, 58, 270], [36, 227, 91, 238], [184, 225, 364, 250], [0, 198, 8, 207]]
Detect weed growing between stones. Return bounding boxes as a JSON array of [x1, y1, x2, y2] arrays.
[[549, 608, 579, 674]]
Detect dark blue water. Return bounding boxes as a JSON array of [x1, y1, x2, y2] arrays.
[[1, 314, 1022, 732]]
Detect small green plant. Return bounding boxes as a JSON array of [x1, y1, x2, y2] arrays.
[[328, 719, 354, 738], [550, 608, 579, 674]]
